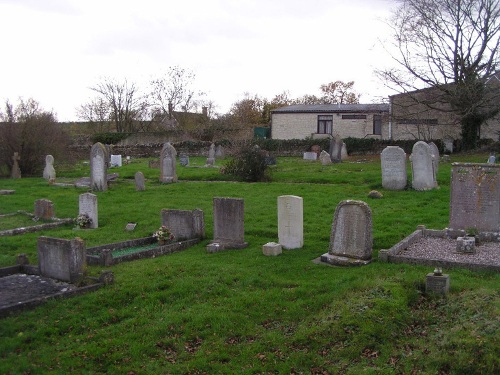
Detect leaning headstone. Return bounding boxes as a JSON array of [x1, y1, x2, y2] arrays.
[[328, 135, 343, 163], [43, 155, 56, 181], [161, 208, 205, 241], [207, 197, 248, 252], [410, 141, 436, 190], [179, 154, 189, 166], [110, 154, 122, 167], [206, 143, 216, 166], [215, 145, 225, 159], [320, 200, 373, 266], [79, 193, 98, 229], [303, 152, 317, 161], [428, 142, 439, 179], [278, 195, 303, 249], [449, 163, 500, 232], [319, 150, 332, 165], [38, 236, 86, 283], [90, 142, 108, 191], [381, 146, 407, 190], [11, 152, 21, 179], [159, 142, 178, 183], [134, 171, 145, 191], [341, 142, 348, 160], [34, 199, 54, 220]]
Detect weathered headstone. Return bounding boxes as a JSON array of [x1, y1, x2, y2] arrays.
[[303, 152, 317, 160], [159, 142, 178, 183], [410, 141, 436, 190], [341, 142, 348, 160], [38, 236, 86, 282], [34, 199, 54, 220], [487, 154, 496, 164], [215, 145, 225, 159], [206, 143, 216, 166], [90, 142, 108, 191], [43, 155, 56, 181], [381, 146, 407, 190], [278, 195, 303, 249], [328, 135, 343, 163], [207, 197, 248, 252], [110, 154, 122, 167], [320, 200, 373, 266], [134, 171, 145, 191], [161, 208, 205, 241], [179, 154, 189, 166], [319, 150, 332, 165], [11, 152, 21, 179], [428, 142, 439, 179], [79, 193, 98, 229], [449, 163, 500, 232]]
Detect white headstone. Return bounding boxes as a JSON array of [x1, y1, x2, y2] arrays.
[[428, 142, 439, 179], [341, 142, 348, 160], [303, 152, 317, 160], [43, 154, 56, 181], [381, 146, 407, 190], [160, 142, 177, 183], [206, 143, 216, 166], [278, 195, 303, 249], [110, 154, 122, 167], [410, 141, 436, 190], [319, 150, 332, 165], [79, 193, 98, 229], [90, 142, 108, 191]]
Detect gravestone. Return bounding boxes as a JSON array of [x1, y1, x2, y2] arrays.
[[134, 171, 145, 191], [207, 197, 248, 252], [43, 154, 56, 181], [262, 242, 282, 256], [487, 154, 496, 164], [428, 142, 439, 179], [449, 163, 500, 232], [381, 146, 407, 190], [34, 199, 54, 220], [206, 143, 216, 166], [179, 154, 189, 166], [110, 154, 122, 167], [38, 236, 86, 282], [90, 142, 108, 191], [79, 193, 98, 229], [161, 208, 205, 241], [320, 200, 373, 266], [215, 145, 225, 159], [425, 271, 450, 295], [319, 150, 332, 165], [278, 195, 303, 249], [341, 142, 348, 160], [11, 152, 21, 179], [410, 141, 436, 190], [328, 135, 343, 163], [159, 142, 178, 183], [303, 152, 317, 160], [443, 138, 453, 153]]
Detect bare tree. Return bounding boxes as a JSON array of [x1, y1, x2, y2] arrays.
[[378, 0, 500, 148], [76, 97, 110, 133]]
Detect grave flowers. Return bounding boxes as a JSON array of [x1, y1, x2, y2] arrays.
[[75, 213, 92, 229], [153, 225, 174, 245]]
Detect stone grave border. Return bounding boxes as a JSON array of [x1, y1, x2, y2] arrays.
[[86, 236, 200, 266], [0, 260, 111, 318], [0, 211, 74, 237], [379, 226, 500, 272]]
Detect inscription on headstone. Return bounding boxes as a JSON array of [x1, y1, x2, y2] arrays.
[[381, 146, 407, 190], [449, 163, 500, 232]]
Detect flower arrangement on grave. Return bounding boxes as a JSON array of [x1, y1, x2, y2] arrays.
[[75, 213, 92, 229], [153, 225, 174, 244]]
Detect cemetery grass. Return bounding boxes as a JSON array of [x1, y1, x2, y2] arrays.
[[0, 154, 498, 374]]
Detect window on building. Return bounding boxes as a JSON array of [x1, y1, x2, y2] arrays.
[[317, 115, 333, 134], [373, 115, 382, 135]]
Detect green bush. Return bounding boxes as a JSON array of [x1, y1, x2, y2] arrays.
[[222, 146, 271, 182]]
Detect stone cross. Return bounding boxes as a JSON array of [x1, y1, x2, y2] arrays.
[[11, 152, 21, 179]]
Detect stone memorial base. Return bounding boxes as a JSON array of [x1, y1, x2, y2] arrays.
[[206, 241, 248, 253], [425, 273, 450, 295], [262, 242, 282, 256], [456, 236, 476, 254], [320, 253, 372, 266]]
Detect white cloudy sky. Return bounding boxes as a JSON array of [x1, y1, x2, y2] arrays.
[[0, 0, 397, 121]]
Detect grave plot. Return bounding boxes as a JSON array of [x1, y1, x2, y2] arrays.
[[379, 226, 500, 272], [86, 237, 201, 266], [0, 210, 73, 236]]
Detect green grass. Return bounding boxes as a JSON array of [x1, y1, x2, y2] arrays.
[[0, 153, 498, 374]]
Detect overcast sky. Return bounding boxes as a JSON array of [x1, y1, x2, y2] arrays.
[[0, 0, 397, 121]]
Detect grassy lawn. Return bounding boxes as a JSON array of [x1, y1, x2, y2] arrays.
[[0, 153, 498, 374]]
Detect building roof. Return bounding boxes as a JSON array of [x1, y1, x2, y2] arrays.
[[271, 103, 389, 114]]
